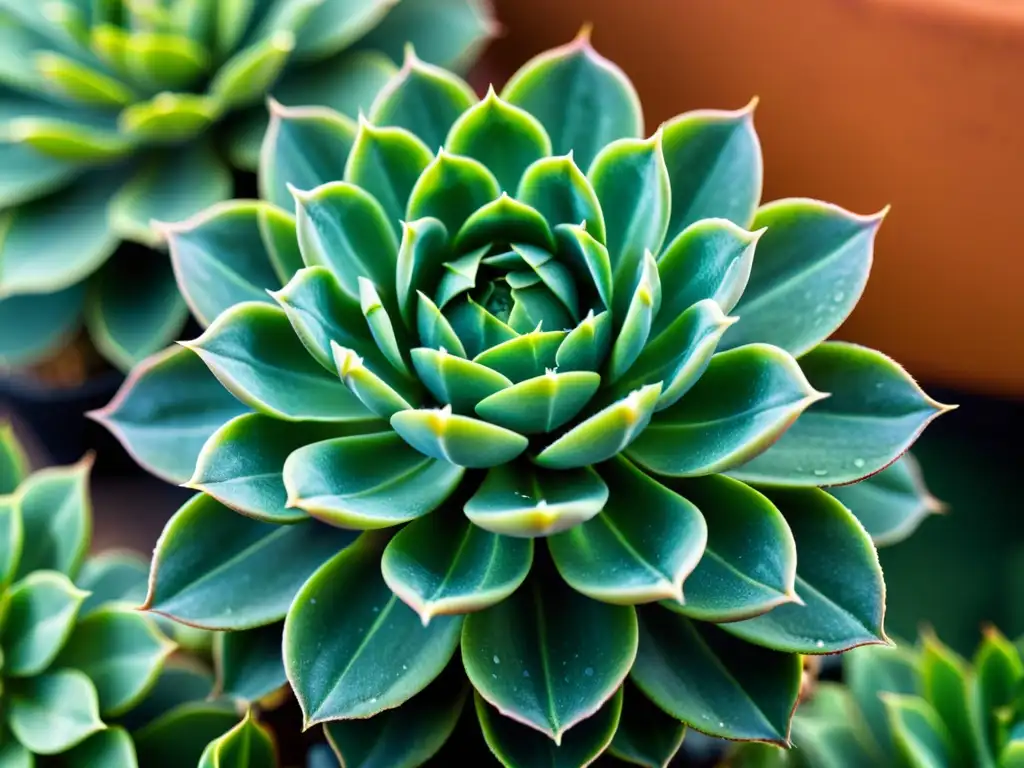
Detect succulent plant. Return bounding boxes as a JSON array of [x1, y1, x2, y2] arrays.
[[0, 423, 272, 766], [0, 0, 494, 374], [91, 29, 952, 768], [730, 627, 1024, 768]]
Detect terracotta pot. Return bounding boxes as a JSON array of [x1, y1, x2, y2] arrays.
[[486, 0, 1024, 397]]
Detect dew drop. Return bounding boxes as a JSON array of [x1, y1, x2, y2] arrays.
[[853, 458, 866, 469], [815, 640, 825, 648], [719, 721, 725, 727], [310, 598, 316, 605], [370, 697, 377, 703], [492, 673, 497, 679], [493, 655, 500, 665], [833, 291, 845, 303], [584, 667, 594, 677], [522, 670, 530, 678], [813, 468, 828, 477]]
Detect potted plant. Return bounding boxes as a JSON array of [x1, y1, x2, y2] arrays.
[[730, 625, 1024, 767], [0, 0, 496, 470], [84, 28, 954, 767]]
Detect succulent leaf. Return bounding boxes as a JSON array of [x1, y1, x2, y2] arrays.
[[215, 622, 287, 704], [284, 533, 463, 724], [0, 496, 23, 589], [196, 710, 276, 768], [609, 682, 687, 768], [631, 608, 802, 744], [1, 571, 88, 677], [61, 727, 138, 768], [390, 407, 529, 468], [145, 493, 357, 629], [6, 670, 106, 755], [462, 568, 638, 743], [518, 154, 606, 243], [548, 456, 707, 605]]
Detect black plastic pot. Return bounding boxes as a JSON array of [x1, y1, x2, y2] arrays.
[[0, 368, 140, 477]]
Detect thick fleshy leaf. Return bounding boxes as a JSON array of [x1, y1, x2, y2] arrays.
[[446, 86, 551, 191], [382, 509, 532, 624], [728, 342, 951, 487], [369, 46, 477, 151], [462, 566, 638, 743], [617, 299, 735, 412], [502, 28, 643, 169], [13, 455, 91, 579], [828, 454, 942, 547], [76, 551, 149, 615], [397, 218, 450, 328], [476, 688, 623, 768], [293, 181, 399, 301], [271, 266, 388, 375], [353, 278, 406, 376], [416, 292, 466, 356], [85, 248, 190, 372], [215, 622, 287, 704], [919, 630, 978, 767], [472, 330, 563, 382], [0, 496, 22, 589], [145, 494, 357, 629], [1, 571, 87, 676], [659, 475, 797, 622], [283, 431, 463, 529], [883, 695, 953, 768], [554, 224, 612, 313], [259, 101, 356, 210], [654, 218, 762, 329], [353, 0, 495, 70], [555, 309, 612, 373], [324, 663, 467, 768], [287, 0, 393, 60], [608, 251, 661, 382], [7, 670, 105, 755], [133, 702, 238, 768], [0, 421, 27, 494], [722, 199, 886, 357], [628, 344, 823, 477], [631, 609, 801, 744], [88, 345, 251, 485], [189, 414, 369, 523], [535, 383, 662, 470], [164, 200, 287, 327], [661, 102, 763, 243], [197, 710, 276, 768], [0, 285, 86, 368], [62, 727, 138, 768], [284, 532, 463, 724], [975, 626, 1024, 758], [391, 407, 528, 468], [722, 487, 887, 654], [271, 50, 397, 117], [464, 461, 608, 537], [434, 247, 486, 309], [111, 142, 232, 248], [549, 456, 706, 605], [845, 644, 921, 755], [589, 133, 670, 318], [411, 346, 511, 413], [344, 117, 434, 235], [54, 605, 174, 716], [518, 154, 606, 243], [609, 682, 687, 768], [406, 150, 500, 235], [475, 371, 600, 434], [455, 196, 555, 255], [184, 302, 374, 422], [334, 344, 416, 419], [118, 93, 219, 143], [445, 296, 519, 358]]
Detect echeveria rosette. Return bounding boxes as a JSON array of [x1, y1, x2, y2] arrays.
[[0, 424, 275, 767], [731, 627, 1024, 768], [0, 0, 494, 373], [92, 30, 952, 767]]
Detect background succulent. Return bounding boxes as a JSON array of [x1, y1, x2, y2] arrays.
[[0, 423, 272, 766], [730, 627, 1024, 768], [92, 30, 952, 767], [0, 0, 494, 373]]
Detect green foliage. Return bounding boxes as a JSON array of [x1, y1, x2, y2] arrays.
[[0, 0, 495, 372], [731, 627, 1024, 768], [95, 28, 952, 768], [0, 424, 262, 765]]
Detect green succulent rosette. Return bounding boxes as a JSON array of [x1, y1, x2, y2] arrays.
[[0, 424, 280, 767], [92, 30, 952, 768], [0, 0, 494, 373], [732, 627, 1024, 768]]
